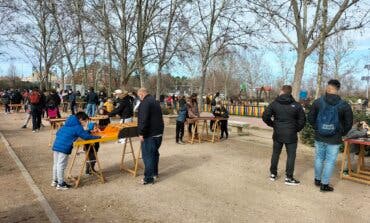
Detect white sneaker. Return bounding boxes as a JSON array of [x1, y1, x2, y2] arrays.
[[118, 138, 126, 144], [270, 174, 277, 181], [51, 181, 58, 187]]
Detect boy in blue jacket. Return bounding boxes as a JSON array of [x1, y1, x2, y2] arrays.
[[52, 111, 100, 190]]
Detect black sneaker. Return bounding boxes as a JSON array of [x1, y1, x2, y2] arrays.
[[56, 182, 72, 190], [285, 177, 300, 185], [270, 174, 277, 181], [21, 125, 27, 129], [320, 184, 334, 192], [314, 179, 321, 187], [141, 178, 154, 185]]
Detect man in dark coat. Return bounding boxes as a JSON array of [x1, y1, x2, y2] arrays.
[[262, 85, 306, 185], [85, 87, 99, 117], [308, 79, 353, 192], [137, 88, 164, 185]]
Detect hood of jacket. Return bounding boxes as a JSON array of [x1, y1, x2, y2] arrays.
[[324, 93, 341, 105], [64, 115, 81, 127], [275, 94, 295, 105]]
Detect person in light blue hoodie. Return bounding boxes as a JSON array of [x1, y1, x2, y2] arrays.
[[176, 96, 187, 144], [51, 112, 100, 190]]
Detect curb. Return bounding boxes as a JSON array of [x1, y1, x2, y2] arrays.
[[0, 131, 61, 223]]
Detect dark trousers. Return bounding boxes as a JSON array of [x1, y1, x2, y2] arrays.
[[31, 105, 42, 130], [210, 120, 215, 131], [188, 123, 197, 134], [141, 136, 162, 183], [70, 101, 76, 115], [4, 104, 10, 113], [270, 141, 297, 178], [220, 120, 228, 138], [176, 121, 185, 142], [84, 143, 100, 174]]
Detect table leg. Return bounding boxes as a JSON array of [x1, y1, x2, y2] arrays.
[[120, 139, 128, 171], [340, 142, 349, 179], [92, 145, 105, 184], [67, 146, 80, 179], [358, 145, 365, 173], [75, 145, 91, 188], [134, 144, 142, 177]]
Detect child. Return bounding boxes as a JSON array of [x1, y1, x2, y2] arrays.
[[213, 102, 229, 139], [343, 120, 369, 175], [52, 111, 100, 190], [97, 106, 111, 130], [84, 122, 101, 175], [103, 98, 114, 113], [176, 98, 187, 144], [47, 100, 58, 119]]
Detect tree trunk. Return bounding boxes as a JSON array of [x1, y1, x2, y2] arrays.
[[199, 64, 207, 112], [156, 68, 162, 101], [292, 51, 307, 100], [315, 0, 328, 99]]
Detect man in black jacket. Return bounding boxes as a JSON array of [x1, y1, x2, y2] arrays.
[[262, 85, 306, 185], [108, 89, 134, 143], [308, 79, 353, 192], [108, 89, 133, 122], [85, 87, 99, 117], [137, 88, 164, 185]]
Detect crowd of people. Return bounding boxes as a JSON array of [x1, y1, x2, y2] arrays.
[[1, 79, 366, 192]]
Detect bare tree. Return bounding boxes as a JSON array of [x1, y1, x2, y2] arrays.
[[11, 0, 60, 90], [249, 0, 370, 99], [152, 0, 185, 100], [183, 0, 257, 110], [235, 50, 271, 99]]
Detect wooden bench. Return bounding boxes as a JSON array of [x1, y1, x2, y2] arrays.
[[228, 121, 249, 135]]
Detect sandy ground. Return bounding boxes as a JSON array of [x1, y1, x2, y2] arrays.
[[0, 112, 369, 223]]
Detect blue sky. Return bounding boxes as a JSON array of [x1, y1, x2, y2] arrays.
[[1, 29, 370, 84]]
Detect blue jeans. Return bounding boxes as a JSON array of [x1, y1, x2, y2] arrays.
[[314, 141, 340, 185], [86, 103, 96, 117], [141, 136, 162, 183]]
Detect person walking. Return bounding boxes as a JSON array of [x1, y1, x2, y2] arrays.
[[262, 85, 306, 185], [308, 79, 353, 192], [137, 88, 164, 185], [85, 87, 99, 117]]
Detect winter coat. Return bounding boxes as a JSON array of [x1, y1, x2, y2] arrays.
[[137, 94, 164, 138], [108, 95, 133, 119], [308, 93, 353, 145], [52, 115, 100, 155], [213, 106, 229, 118], [176, 105, 187, 123], [46, 93, 61, 108], [86, 91, 99, 105], [262, 94, 306, 143]]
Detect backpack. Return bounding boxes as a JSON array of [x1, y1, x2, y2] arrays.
[[316, 97, 343, 136], [47, 108, 58, 119], [29, 92, 41, 104]]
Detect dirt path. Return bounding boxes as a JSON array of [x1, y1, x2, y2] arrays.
[[0, 113, 369, 223], [0, 142, 49, 223]]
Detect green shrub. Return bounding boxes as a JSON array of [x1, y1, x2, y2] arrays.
[[300, 122, 315, 147], [161, 107, 173, 115]]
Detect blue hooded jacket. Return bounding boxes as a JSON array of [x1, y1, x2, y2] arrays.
[[52, 115, 100, 154], [176, 104, 187, 123]]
